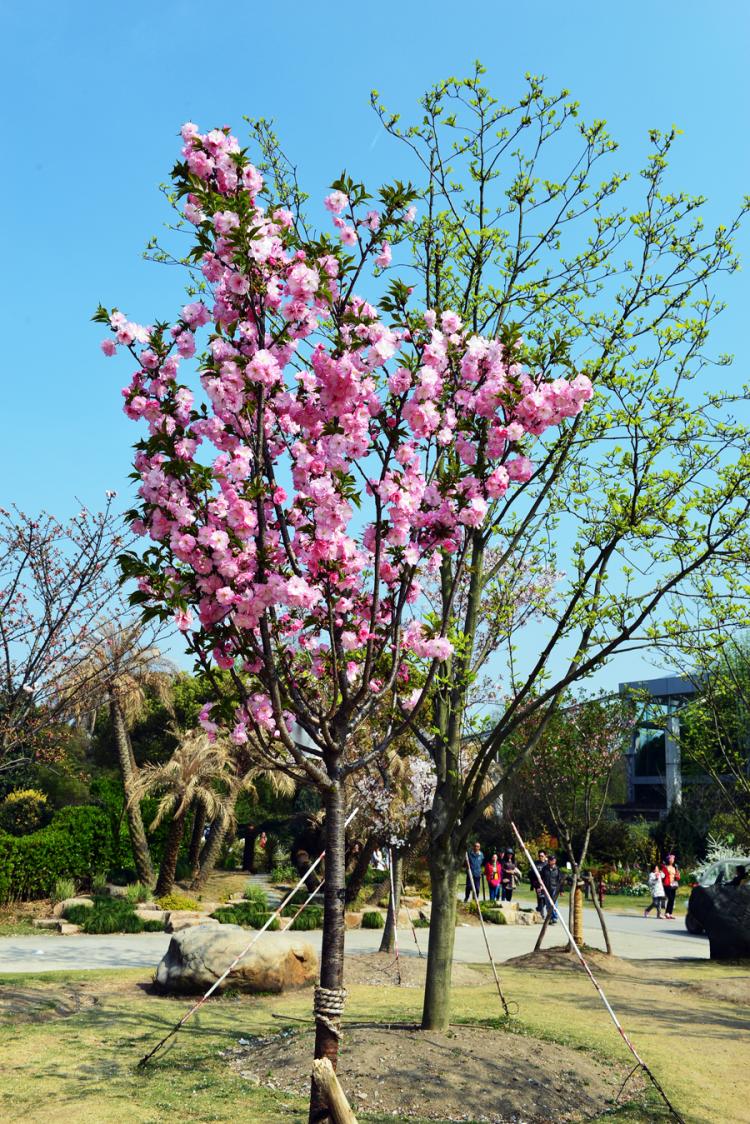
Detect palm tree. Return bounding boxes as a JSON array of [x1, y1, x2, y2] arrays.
[[130, 728, 239, 897], [59, 620, 174, 884], [190, 758, 296, 890]]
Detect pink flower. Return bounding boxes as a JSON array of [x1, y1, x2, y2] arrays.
[[375, 242, 392, 268], [339, 224, 357, 246], [100, 338, 116, 356], [324, 190, 349, 215], [174, 608, 193, 631], [506, 456, 533, 482]]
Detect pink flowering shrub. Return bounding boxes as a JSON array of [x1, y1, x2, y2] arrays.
[[99, 121, 593, 766]]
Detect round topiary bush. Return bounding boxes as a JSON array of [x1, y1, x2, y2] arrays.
[[0, 789, 49, 836], [361, 911, 385, 929]]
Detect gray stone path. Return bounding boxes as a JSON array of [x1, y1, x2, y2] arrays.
[[0, 905, 706, 974]]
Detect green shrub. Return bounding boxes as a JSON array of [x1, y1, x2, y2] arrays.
[[82, 905, 143, 934], [52, 877, 76, 904], [0, 789, 49, 836], [412, 917, 430, 928], [480, 906, 507, 925], [156, 892, 200, 911], [62, 903, 93, 925], [270, 862, 297, 883], [65, 897, 144, 934], [91, 873, 108, 895], [242, 884, 270, 910], [361, 911, 385, 929], [211, 902, 280, 930], [0, 806, 114, 904], [288, 906, 323, 931], [124, 882, 152, 905], [141, 918, 165, 932]]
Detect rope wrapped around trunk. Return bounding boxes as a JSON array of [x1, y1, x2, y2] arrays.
[[314, 985, 347, 1039]]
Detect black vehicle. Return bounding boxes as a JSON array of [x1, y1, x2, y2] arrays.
[[685, 858, 750, 935]]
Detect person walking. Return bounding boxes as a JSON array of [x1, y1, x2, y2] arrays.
[[465, 840, 484, 902], [644, 862, 667, 919], [485, 852, 502, 902], [501, 849, 522, 902], [530, 849, 548, 916], [541, 854, 564, 923], [661, 853, 680, 919]]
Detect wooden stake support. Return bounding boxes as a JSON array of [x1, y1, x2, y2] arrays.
[[312, 1057, 359, 1124]]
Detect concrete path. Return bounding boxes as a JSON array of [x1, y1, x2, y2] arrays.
[[0, 905, 706, 974]]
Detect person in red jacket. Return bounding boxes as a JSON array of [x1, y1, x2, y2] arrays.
[[485, 852, 502, 902], [661, 853, 681, 919]]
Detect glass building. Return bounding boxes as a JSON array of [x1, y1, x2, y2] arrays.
[[619, 675, 696, 814]]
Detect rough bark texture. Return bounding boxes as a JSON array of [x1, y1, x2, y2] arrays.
[[309, 782, 346, 1124], [421, 846, 459, 1030], [379, 849, 403, 955], [190, 785, 240, 890], [110, 696, 153, 885], [155, 810, 187, 898], [344, 834, 377, 905], [188, 804, 207, 875]]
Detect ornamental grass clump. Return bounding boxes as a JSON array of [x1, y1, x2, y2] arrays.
[[211, 902, 280, 930], [361, 911, 385, 929]]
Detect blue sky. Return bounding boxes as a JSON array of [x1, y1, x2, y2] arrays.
[[2, 1, 749, 682]]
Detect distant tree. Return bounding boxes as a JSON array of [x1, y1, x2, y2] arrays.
[[61, 620, 174, 884], [0, 499, 125, 775], [525, 694, 633, 949]]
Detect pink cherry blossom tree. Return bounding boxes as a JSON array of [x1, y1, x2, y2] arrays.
[[100, 120, 592, 1114]]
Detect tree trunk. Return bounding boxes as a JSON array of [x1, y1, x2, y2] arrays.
[[567, 870, 584, 947], [589, 880, 612, 954], [421, 843, 459, 1030], [379, 848, 403, 954], [110, 696, 153, 885], [309, 781, 347, 1124], [155, 810, 187, 897], [188, 803, 207, 875], [190, 784, 240, 890], [345, 834, 377, 905]]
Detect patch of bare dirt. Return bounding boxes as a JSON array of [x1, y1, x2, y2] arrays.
[[0, 986, 98, 1024], [505, 946, 637, 976], [224, 1023, 641, 1122], [344, 951, 487, 988]]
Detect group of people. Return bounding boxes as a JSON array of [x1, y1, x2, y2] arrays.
[[464, 842, 524, 904], [644, 853, 681, 920], [465, 843, 566, 921]]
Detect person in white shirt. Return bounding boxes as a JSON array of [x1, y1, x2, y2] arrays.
[[644, 863, 667, 919]]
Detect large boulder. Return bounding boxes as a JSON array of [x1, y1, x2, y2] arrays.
[[155, 924, 318, 994], [688, 883, 750, 959]]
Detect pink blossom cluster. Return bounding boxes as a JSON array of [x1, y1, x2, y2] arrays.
[[102, 122, 593, 752]]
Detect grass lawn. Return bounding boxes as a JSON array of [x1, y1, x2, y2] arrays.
[[0, 953, 747, 1123]]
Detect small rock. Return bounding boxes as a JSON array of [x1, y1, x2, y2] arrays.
[[57, 922, 81, 935], [166, 911, 221, 933], [33, 918, 61, 929], [344, 912, 363, 930]]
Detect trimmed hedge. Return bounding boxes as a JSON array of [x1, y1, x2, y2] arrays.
[[288, 906, 323, 931], [0, 806, 114, 903]]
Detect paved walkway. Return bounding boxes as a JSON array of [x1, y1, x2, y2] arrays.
[[0, 906, 706, 974]]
